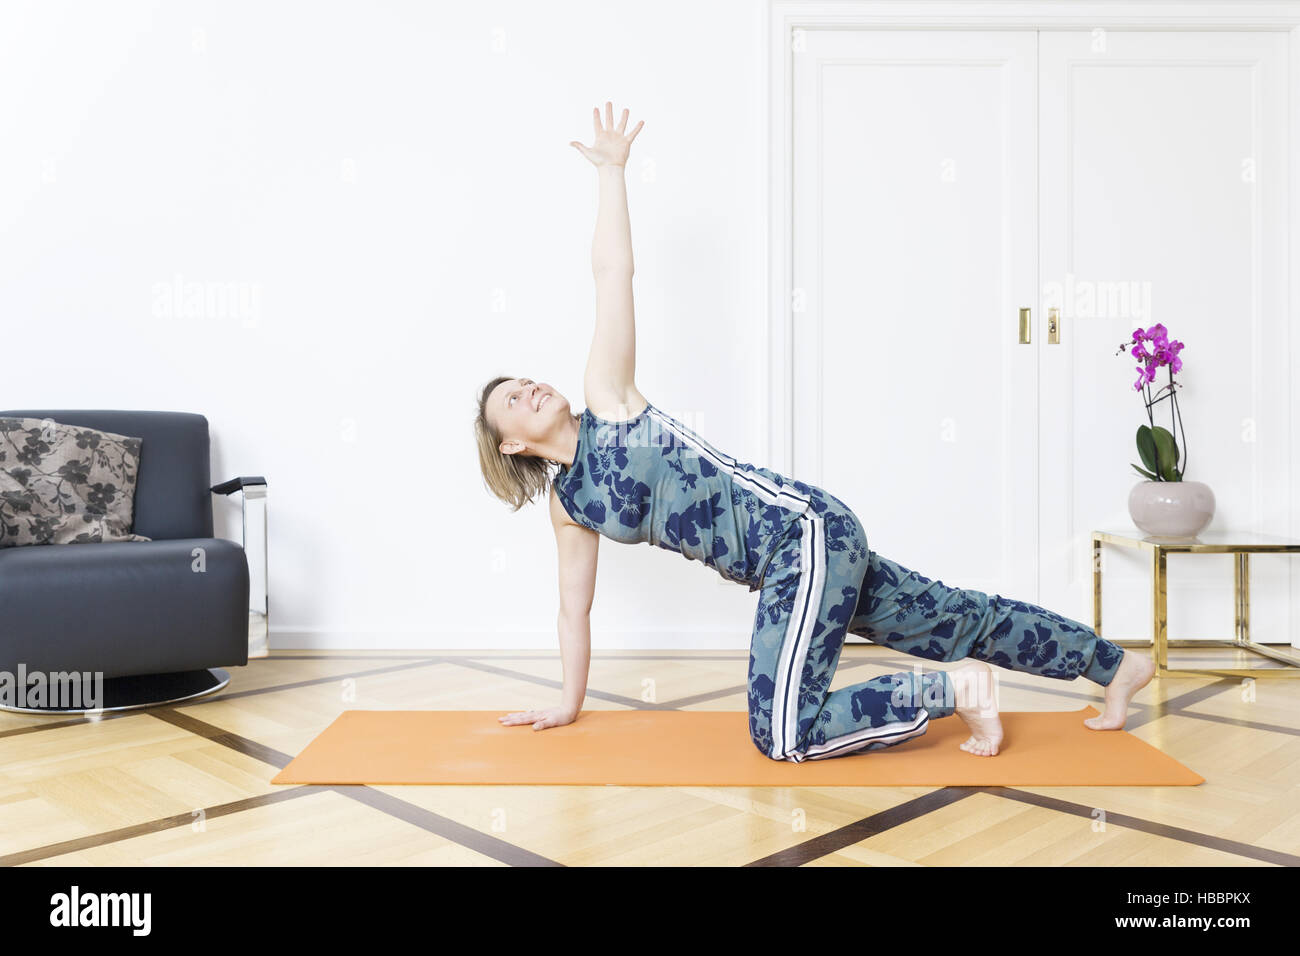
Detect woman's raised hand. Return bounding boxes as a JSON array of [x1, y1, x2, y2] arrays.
[[570, 101, 644, 168]]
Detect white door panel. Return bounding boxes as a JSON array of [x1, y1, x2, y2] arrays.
[[1037, 30, 1292, 646], [791, 25, 1293, 650], [792, 30, 1039, 616]]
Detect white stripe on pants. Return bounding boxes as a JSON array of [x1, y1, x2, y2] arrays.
[[767, 508, 936, 762]]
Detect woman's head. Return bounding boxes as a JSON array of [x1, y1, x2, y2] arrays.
[[475, 375, 579, 511]]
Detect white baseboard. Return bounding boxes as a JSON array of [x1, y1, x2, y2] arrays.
[[266, 627, 754, 651]]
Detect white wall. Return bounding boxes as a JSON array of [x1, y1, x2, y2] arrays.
[[0, 0, 774, 649]]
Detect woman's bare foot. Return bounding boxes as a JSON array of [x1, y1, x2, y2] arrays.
[[1083, 650, 1156, 730], [951, 660, 1002, 756]]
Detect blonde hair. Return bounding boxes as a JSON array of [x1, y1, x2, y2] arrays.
[[474, 374, 580, 512]]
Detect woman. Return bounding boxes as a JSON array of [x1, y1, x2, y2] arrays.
[[475, 102, 1155, 761]]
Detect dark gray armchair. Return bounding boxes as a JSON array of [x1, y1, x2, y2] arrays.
[[0, 410, 263, 714]]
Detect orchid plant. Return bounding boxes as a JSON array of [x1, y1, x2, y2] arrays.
[[1115, 323, 1187, 482]]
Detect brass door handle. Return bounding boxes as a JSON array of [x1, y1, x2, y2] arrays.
[[1048, 307, 1060, 344], [1019, 307, 1031, 344]]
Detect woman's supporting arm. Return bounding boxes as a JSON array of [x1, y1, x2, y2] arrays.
[[496, 494, 596, 731], [556, 608, 591, 719]]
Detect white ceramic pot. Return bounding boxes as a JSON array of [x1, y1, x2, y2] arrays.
[[1127, 480, 1215, 537]]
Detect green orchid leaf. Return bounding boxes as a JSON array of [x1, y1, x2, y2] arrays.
[[1131, 462, 1158, 480], [1152, 425, 1179, 480], [1136, 425, 1159, 473]]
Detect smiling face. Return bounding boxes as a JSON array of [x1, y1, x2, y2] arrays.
[[489, 377, 570, 455]]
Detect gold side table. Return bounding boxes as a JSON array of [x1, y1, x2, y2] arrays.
[[1091, 528, 1300, 678]]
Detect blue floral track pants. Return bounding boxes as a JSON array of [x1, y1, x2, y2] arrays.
[[747, 484, 1127, 762]]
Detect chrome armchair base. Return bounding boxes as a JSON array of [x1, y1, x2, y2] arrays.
[[0, 668, 231, 715]]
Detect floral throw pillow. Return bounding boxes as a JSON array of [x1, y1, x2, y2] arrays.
[[0, 417, 153, 548]]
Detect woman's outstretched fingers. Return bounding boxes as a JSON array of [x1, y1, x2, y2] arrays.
[[571, 104, 643, 166]]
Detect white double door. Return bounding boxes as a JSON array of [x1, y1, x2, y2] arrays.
[[792, 29, 1294, 645]]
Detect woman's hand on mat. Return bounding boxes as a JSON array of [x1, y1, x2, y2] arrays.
[[498, 706, 578, 731], [570, 101, 643, 168]]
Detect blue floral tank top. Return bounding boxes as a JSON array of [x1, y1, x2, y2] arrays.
[[552, 400, 812, 591]]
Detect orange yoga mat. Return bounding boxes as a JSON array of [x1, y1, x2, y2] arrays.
[[270, 707, 1204, 786]]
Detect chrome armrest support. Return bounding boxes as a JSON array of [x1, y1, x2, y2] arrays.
[[211, 476, 269, 658]]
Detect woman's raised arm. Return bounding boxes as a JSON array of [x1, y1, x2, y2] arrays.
[[571, 102, 645, 413]]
